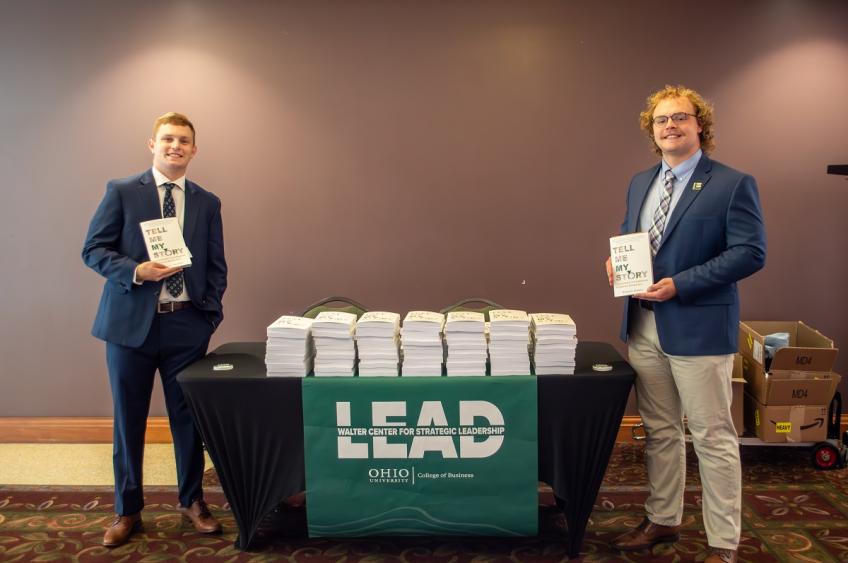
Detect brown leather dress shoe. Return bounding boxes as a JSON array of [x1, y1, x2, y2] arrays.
[[611, 516, 680, 551], [705, 547, 738, 562], [102, 513, 142, 547], [178, 499, 222, 534]]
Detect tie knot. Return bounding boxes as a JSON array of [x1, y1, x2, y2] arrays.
[[663, 169, 675, 184], [163, 182, 176, 193]]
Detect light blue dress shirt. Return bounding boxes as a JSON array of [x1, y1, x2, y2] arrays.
[[637, 149, 702, 233]]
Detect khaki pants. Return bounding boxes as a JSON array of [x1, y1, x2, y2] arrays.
[[628, 306, 740, 550]]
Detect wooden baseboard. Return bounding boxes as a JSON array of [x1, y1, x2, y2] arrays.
[[1, 415, 846, 444], [617, 416, 644, 443], [0, 417, 173, 443]]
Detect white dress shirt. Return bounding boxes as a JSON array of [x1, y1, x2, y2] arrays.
[[133, 167, 190, 302]]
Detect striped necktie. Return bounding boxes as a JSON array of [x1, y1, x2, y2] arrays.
[[648, 169, 675, 256], [162, 183, 185, 298]]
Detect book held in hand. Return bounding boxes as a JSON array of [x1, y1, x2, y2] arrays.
[[139, 217, 192, 268], [610, 232, 653, 297]]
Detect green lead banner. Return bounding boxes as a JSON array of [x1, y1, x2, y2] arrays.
[[302, 376, 538, 537]]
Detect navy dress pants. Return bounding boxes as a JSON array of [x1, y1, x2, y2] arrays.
[[106, 306, 212, 515]]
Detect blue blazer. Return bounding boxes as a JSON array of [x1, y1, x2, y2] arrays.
[[619, 155, 766, 356], [82, 169, 227, 348]]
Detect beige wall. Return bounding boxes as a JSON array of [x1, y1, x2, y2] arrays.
[[1, 0, 846, 416]]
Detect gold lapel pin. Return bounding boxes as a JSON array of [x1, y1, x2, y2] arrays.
[[693, 182, 703, 191]]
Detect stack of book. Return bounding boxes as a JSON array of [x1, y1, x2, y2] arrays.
[[311, 311, 358, 377], [531, 313, 578, 375], [265, 315, 315, 377], [401, 311, 445, 376], [444, 311, 487, 376], [488, 309, 531, 376], [356, 311, 401, 377]]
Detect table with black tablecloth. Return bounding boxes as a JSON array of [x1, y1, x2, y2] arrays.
[[178, 341, 634, 557]]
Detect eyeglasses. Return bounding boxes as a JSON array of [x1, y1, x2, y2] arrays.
[[652, 112, 697, 126]]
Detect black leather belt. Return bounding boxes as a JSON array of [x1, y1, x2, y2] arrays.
[[638, 299, 654, 311], [157, 301, 192, 314]]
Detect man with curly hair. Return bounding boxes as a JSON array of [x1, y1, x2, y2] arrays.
[[605, 85, 766, 563]]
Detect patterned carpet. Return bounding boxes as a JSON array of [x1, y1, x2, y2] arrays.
[[1, 444, 846, 561]]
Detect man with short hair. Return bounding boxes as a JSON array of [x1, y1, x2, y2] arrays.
[[606, 86, 766, 563], [83, 112, 227, 547]]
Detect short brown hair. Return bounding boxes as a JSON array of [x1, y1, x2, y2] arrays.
[[639, 85, 714, 155], [152, 112, 196, 144]]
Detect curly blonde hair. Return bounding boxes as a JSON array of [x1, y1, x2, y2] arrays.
[[639, 85, 714, 155]]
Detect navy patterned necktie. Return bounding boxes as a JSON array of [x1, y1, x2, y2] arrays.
[[162, 183, 185, 298], [648, 169, 675, 256]]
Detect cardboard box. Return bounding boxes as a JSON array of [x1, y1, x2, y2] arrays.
[[738, 321, 837, 372], [744, 392, 828, 443], [741, 360, 841, 406], [738, 321, 839, 406]]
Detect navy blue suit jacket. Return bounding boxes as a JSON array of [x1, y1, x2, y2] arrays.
[[619, 155, 766, 355], [83, 169, 227, 348]]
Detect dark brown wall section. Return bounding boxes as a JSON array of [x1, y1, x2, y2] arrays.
[[1, 1, 846, 416]]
